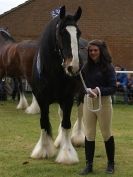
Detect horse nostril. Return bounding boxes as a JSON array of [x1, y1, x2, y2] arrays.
[[67, 66, 73, 73]]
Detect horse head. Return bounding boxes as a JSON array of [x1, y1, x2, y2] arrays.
[[0, 27, 15, 45], [56, 6, 82, 76]]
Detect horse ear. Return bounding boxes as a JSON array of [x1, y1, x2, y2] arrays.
[[60, 6, 66, 19], [73, 7, 82, 22]]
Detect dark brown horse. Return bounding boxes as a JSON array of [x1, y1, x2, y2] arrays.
[[0, 28, 39, 111]]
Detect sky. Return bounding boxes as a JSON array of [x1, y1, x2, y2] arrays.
[[0, 0, 28, 15]]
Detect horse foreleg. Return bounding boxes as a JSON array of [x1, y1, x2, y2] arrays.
[[31, 102, 56, 159], [25, 93, 40, 114], [71, 103, 85, 146], [11, 78, 19, 101], [56, 128, 79, 164], [31, 129, 56, 159], [56, 102, 79, 164]]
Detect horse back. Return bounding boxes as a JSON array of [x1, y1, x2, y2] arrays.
[[16, 40, 39, 84]]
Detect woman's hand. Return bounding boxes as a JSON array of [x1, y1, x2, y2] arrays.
[[87, 88, 99, 98]]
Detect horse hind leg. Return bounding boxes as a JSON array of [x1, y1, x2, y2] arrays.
[[71, 103, 85, 147], [54, 105, 63, 148], [11, 78, 19, 101], [17, 92, 29, 109], [16, 79, 29, 109], [25, 93, 40, 114]]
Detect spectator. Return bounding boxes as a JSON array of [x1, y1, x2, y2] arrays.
[[0, 78, 7, 101], [127, 74, 133, 103], [115, 66, 128, 104]]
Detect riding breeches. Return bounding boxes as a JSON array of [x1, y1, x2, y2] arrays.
[[83, 95, 113, 141]]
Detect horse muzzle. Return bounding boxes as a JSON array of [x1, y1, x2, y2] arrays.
[[62, 58, 81, 76]]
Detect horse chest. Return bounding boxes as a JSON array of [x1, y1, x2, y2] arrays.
[[41, 74, 75, 102]]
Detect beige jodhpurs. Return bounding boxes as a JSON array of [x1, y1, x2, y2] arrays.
[[83, 95, 113, 141]]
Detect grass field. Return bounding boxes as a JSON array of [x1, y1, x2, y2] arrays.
[[0, 98, 133, 177]]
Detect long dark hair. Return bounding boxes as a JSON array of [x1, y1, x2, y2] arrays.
[[87, 39, 112, 72]]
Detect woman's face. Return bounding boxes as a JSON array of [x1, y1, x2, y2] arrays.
[[88, 45, 100, 62]]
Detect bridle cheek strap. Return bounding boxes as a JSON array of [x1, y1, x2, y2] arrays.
[[55, 23, 65, 64]]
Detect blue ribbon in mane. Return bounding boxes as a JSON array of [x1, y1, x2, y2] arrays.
[[51, 7, 61, 18]]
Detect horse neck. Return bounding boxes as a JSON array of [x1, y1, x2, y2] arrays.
[[42, 19, 57, 48], [0, 38, 6, 47]]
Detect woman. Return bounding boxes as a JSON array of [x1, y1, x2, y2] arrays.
[[80, 39, 116, 175]]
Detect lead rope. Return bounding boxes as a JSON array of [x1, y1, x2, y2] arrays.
[[79, 71, 102, 112]]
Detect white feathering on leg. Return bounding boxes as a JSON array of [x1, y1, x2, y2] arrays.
[[71, 120, 85, 147], [55, 128, 79, 164], [54, 124, 62, 148], [17, 92, 28, 109], [54, 106, 63, 147], [31, 129, 56, 159], [71, 103, 85, 146], [25, 94, 40, 114]]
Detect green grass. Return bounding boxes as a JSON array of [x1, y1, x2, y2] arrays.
[[0, 99, 133, 177]]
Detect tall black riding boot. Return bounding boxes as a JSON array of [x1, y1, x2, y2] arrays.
[[79, 137, 95, 175], [105, 136, 115, 174]]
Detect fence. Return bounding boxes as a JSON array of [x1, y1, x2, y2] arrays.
[[113, 71, 133, 104], [1, 71, 133, 104]]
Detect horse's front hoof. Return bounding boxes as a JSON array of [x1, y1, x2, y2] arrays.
[[31, 130, 57, 159], [55, 145, 79, 164]]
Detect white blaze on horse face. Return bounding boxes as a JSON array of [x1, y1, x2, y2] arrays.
[[66, 26, 79, 73]]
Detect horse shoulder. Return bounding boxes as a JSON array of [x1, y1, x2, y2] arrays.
[[16, 41, 38, 83]]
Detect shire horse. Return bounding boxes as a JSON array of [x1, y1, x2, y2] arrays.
[[55, 37, 88, 148], [31, 6, 84, 164], [0, 28, 40, 113]]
